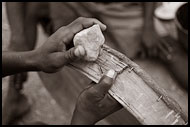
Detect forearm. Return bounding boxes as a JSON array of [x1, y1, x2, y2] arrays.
[[2, 51, 39, 77], [142, 2, 156, 29]]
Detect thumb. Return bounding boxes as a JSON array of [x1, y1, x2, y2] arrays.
[[93, 69, 117, 97], [62, 45, 85, 64]]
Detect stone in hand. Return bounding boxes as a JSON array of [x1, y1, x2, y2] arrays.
[[73, 24, 105, 61]]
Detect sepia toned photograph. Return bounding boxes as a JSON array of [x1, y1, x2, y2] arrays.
[[2, 2, 188, 125]]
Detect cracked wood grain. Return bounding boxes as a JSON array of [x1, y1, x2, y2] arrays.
[[68, 44, 187, 125]]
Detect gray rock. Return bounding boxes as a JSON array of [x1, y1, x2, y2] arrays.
[[73, 24, 105, 61]]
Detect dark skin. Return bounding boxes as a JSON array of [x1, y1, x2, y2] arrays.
[[9, 3, 184, 86], [4, 2, 187, 124], [3, 16, 109, 77], [6, 2, 52, 90], [5, 2, 161, 89], [2, 17, 122, 125], [71, 74, 122, 125]]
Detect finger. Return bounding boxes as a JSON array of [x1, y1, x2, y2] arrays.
[[62, 45, 86, 64], [93, 69, 117, 96], [68, 17, 107, 34], [80, 17, 107, 31], [58, 17, 106, 45]]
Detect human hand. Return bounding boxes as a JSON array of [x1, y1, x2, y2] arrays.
[[71, 69, 123, 125], [33, 17, 107, 73]]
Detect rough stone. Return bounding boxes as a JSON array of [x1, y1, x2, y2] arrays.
[[73, 24, 105, 61]]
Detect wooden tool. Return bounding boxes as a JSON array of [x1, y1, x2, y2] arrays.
[[68, 44, 187, 125]]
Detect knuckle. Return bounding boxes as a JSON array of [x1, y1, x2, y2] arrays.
[[58, 26, 66, 33], [68, 49, 73, 58], [61, 33, 69, 43], [90, 17, 96, 21], [65, 50, 74, 62], [86, 87, 98, 96], [77, 17, 84, 21], [53, 63, 61, 69], [101, 78, 111, 86]]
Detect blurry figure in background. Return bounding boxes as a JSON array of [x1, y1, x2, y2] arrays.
[[4, 2, 53, 124], [155, 3, 188, 89]]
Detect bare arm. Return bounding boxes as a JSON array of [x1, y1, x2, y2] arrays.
[[2, 51, 38, 77], [2, 17, 107, 78]]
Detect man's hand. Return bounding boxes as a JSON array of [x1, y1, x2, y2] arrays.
[[2, 17, 106, 77], [33, 17, 107, 73], [71, 70, 123, 125]]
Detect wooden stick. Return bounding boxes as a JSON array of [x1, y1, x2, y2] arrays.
[[68, 44, 187, 125]]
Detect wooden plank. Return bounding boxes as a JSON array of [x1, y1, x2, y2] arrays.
[[68, 44, 188, 125]]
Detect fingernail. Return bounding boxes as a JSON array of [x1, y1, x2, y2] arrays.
[[75, 45, 85, 57], [105, 69, 116, 79], [102, 24, 107, 31], [103, 24, 107, 28]]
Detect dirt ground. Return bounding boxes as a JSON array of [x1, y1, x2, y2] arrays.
[[2, 2, 188, 125]]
